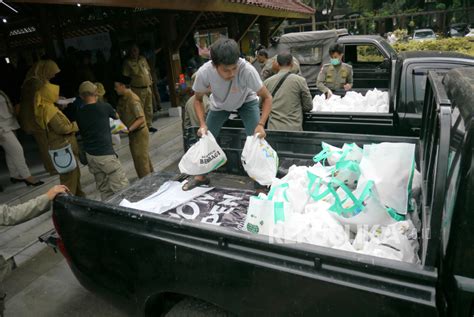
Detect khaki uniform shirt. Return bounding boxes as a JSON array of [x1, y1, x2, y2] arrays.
[[261, 56, 301, 80], [0, 194, 50, 226], [316, 63, 353, 93], [264, 70, 313, 131], [117, 90, 146, 129], [123, 56, 153, 88], [47, 111, 79, 154], [184, 95, 210, 130]]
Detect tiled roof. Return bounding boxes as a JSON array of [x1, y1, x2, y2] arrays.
[[228, 0, 315, 15]]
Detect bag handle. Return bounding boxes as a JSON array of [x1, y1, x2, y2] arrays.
[[307, 171, 332, 201], [328, 179, 373, 216], [271, 72, 291, 98], [268, 183, 289, 202]]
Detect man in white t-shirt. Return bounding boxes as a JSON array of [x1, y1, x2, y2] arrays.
[[184, 38, 273, 190]]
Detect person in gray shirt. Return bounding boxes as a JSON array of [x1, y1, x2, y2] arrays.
[[184, 38, 273, 191]]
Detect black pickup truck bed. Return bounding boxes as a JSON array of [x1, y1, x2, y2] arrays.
[[49, 69, 474, 316]]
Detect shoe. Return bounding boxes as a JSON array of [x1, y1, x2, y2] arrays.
[[149, 127, 158, 133], [10, 177, 23, 184], [24, 180, 44, 187]]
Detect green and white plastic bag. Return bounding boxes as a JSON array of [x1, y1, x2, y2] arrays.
[[328, 179, 403, 232], [357, 142, 416, 215], [244, 190, 289, 236], [313, 142, 363, 166]]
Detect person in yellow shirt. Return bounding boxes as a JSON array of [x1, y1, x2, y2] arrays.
[[35, 60, 85, 197], [18, 61, 56, 175]]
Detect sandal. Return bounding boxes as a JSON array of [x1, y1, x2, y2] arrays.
[[182, 177, 210, 191]]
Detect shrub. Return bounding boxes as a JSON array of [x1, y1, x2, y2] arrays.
[[392, 37, 474, 56]]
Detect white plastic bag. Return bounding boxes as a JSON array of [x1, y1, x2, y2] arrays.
[[357, 142, 415, 214], [109, 118, 128, 134], [179, 132, 227, 175], [241, 135, 278, 186], [353, 220, 420, 263]]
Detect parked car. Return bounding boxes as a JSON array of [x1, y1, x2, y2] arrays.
[[410, 29, 437, 41], [446, 23, 470, 37], [466, 28, 474, 37]]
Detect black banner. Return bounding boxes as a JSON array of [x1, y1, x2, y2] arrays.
[[161, 188, 254, 230]]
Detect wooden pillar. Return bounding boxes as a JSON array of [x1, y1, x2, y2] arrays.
[[259, 17, 270, 47], [39, 7, 56, 59], [228, 15, 239, 41], [55, 10, 66, 58], [160, 14, 181, 108]]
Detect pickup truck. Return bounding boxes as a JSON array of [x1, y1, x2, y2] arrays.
[[44, 68, 474, 316], [231, 30, 474, 136]]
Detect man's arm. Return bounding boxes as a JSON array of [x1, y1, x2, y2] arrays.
[[344, 66, 354, 90], [316, 66, 330, 93], [128, 116, 145, 132], [193, 92, 208, 136], [300, 80, 314, 113], [0, 185, 68, 226], [255, 86, 272, 138]]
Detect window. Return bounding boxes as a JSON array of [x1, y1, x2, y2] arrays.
[[290, 46, 322, 65], [344, 44, 385, 65], [356, 45, 385, 63]]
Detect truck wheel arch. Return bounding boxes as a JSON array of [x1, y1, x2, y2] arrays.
[[144, 292, 231, 317]]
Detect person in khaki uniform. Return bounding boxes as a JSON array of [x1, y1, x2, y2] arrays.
[[264, 53, 313, 131], [76, 81, 129, 200], [35, 61, 85, 197], [0, 184, 68, 317], [261, 55, 301, 80], [122, 44, 157, 133], [183, 73, 210, 130], [316, 43, 353, 98], [18, 61, 56, 175], [114, 75, 154, 179]]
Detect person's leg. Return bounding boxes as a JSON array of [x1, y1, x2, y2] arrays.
[[97, 154, 129, 200], [2, 131, 31, 179], [59, 160, 85, 197], [86, 154, 108, 199], [183, 109, 230, 190], [238, 99, 260, 136], [205, 109, 231, 138], [144, 87, 154, 127], [129, 129, 152, 178], [33, 130, 56, 174]]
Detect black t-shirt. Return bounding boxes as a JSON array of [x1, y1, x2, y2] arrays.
[[76, 102, 116, 156]]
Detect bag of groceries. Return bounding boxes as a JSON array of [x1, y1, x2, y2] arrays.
[[179, 132, 227, 175]]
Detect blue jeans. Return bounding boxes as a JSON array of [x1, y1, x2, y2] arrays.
[[206, 99, 260, 138]]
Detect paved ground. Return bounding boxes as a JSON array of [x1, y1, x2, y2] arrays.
[[1, 106, 185, 316]]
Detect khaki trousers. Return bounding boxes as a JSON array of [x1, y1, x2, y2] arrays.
[[0, 130, 31, 179], [86, 153, 129, 200], [128, 127, 153, 178], [32, 130, 56, 174]]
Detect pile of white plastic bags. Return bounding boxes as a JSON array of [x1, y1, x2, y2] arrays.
[[312, 88, 389, 113], [244, 141, 422, 264]]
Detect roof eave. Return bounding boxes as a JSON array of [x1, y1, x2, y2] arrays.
[[10, 0, 314, 19]]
